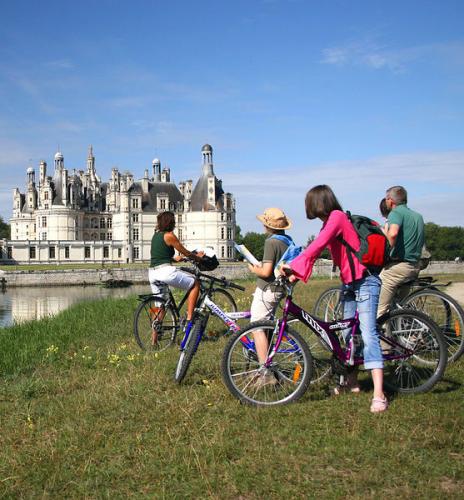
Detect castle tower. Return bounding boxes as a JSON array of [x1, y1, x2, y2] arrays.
[[152, 158, 161, 182]]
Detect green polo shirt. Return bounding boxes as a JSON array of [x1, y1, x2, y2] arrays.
[[388, 204, 424, 263]]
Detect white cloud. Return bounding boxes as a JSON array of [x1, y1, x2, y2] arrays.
[[321, 40, 464, 73], [224, 150, 464, 243]]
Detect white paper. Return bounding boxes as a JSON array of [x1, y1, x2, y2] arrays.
[[234, 242, 261, 267]]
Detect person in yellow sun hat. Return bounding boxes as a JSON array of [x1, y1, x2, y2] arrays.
[[247, 207, 293, 388]]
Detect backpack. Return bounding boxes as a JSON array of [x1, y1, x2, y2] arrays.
[[270, 234, 303, 277], [337, 211, 390, 279]]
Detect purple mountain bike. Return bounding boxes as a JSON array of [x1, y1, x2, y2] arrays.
[[221, 276, 447, 406]]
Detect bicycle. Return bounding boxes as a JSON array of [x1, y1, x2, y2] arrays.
[[174, 267, 248, 383], [133, 263, 239, 353], [314, 275, 464, 363], [221, 276, 447, 406]]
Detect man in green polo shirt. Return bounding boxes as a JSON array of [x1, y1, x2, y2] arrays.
[[377, 185, 425, 316]]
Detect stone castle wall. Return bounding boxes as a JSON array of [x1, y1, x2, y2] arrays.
[[1, 260, 462, 288]]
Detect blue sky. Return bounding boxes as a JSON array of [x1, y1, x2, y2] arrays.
[[0, 0, 463, 243]]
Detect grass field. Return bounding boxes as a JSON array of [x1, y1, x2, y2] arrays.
[[1, 277, 463, 498]]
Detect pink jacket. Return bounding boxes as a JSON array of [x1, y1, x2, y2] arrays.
[[290, 210, 366, 284]]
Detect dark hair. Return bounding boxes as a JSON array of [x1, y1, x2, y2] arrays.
[[157, 211, 176, 232], [379, 198, 390, 218], [305, 185, 343, 220]]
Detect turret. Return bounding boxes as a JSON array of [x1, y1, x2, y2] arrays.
[[152, 158, 161, 182]]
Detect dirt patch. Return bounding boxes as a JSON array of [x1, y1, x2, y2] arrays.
[[445, 283, 464, 306]]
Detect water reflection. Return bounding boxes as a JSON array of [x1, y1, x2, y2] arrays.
[[0, 284, 150, 328]]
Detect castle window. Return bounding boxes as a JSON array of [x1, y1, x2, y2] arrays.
[[132, 198, 139, 209], [107, 218, 112, 229], [49, 247, 55, 259], [100, 233, 105, 241], [178, 228, 182, 240], [132, 213, 139, 223], [227, 246, 233, 259], [133, 246, 140, 259], [227, 213, 232, 222], [100, 218, 106, 229], [118, 248, 122, 258], [227, 228, 232, 240], [45, 192, 49, 200], [84, 246, 90, 259], [7, 247, 12, 259], [42, 216, 47, 228], [65, 246, 70, 259], [107, 232, 112, 241], [103, 246, 109, 259], [221, 227, 225, 239], [221, 246, 225, 258], [160, 199, 166, 210], [178, 214, 182, 223], [44, 204, 49, 210], [221, 212, 225, 221], [42, 232, 47, 240], [133, 228, 139, 241], [29, 246, 36, 259]]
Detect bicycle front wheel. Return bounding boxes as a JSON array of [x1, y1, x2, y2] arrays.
[[174, 318, 204, 383], [379, 309, 447, 394], [133, 298, 178, 352], [401, 288, 464, 363], [221, 321, 313, 406]]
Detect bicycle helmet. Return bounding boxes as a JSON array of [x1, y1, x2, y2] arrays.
[[198, 255, 219, 271]]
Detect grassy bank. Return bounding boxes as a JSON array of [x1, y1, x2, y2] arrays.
[[1, 278, 463, 498]]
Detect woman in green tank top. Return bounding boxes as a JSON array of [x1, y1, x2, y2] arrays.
[[149, 212, 204, 333]]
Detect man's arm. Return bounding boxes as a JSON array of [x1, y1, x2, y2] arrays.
[[383, 223, 400, 247]]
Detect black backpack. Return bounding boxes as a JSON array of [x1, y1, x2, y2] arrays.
[[198, 254, 219, 271]]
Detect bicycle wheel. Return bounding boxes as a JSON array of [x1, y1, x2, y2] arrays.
[[174, 318, 204, 383], [401, 288, 464, 363], [313, 287, 343, 321], [133, 298, 178, 352], [311, 287, 343, 383], [379, 309, 447, 394], [206, 288, 238, 339], [221, 321, 313, 406]]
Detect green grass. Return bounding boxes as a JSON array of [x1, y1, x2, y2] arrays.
[[1, 278, 463, 498]]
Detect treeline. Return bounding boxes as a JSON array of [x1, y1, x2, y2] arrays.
[[236, 223, 464, 262], [0, 217, 9, 239]]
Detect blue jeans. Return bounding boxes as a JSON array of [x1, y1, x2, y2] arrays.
[[342, 274, 383, 370]]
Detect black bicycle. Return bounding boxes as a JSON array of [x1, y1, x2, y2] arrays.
[[314, 276, 464, 363], [133, 262, 238, 352]]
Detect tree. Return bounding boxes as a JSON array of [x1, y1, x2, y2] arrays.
[[0, 217, 10, 239], [241, 232, 267, 261], [235, 225, 243, 245], [425, 223, 464, 261]]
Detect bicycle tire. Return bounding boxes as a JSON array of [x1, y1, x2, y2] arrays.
[[206, 288, 238, 339], [133, 298, 178, 352], [221, 321, 313, 406], [401, 288, 464, 363], [310, 287, 343, 383], [313, 287, 343, 321], [174, 318, 204, 383], [379, 309, 447, 394]]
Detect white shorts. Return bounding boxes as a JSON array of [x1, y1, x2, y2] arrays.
[[148, 265, 196, 301], [250, 287, 284, 322]]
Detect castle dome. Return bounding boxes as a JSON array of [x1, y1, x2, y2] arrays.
[[202, 144, 212, 152], [55, 151, 63, 160]]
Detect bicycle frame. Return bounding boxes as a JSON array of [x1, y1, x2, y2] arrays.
[[264, 284, 413, 369], [179, 294, 251, 350]]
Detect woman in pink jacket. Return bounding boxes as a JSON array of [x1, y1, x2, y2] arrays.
[[286, 185, 387, 413]]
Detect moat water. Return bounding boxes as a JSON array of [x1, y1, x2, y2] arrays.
[[0, 284, 150, 329]]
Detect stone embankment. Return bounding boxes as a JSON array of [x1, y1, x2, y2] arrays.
[[0, 260, 463, 288]]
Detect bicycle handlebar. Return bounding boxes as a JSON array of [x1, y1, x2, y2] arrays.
[[178, 266, 245, 291]]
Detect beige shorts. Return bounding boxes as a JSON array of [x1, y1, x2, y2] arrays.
[[250, 287, 284, 322]]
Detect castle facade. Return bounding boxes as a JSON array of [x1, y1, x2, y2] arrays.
[[2, 144, 236, 264]]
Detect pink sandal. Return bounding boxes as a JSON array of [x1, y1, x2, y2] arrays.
[[370, 397, 388, 413]]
